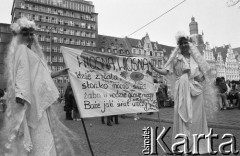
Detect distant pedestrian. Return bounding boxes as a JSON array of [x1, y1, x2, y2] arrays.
[[2, 88, 7, 112], [101, 115, 119, 126], [64, 82, 74, 120]]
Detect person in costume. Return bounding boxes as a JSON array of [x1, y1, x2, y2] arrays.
[[150, 32, 218, 155], [1, 17, 77, 156]]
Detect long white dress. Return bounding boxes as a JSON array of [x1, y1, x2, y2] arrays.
[[9, 44, 59, 155], [165, 53, 209, 154]]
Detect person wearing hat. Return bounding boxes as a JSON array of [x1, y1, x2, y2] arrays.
[[150, 32, 218, 155], [1, 17, 76, 156]]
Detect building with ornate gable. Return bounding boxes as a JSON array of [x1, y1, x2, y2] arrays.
[[215, 51, 226, 78], [97, 33, 174, 81], [225, 45, 239, 80], [203, 42, 216, 77]]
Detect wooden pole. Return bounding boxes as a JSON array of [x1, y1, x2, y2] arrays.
[[81, 118, 95, 156]]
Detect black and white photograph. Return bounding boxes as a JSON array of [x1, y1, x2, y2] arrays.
[[0, 0, 240, 155]]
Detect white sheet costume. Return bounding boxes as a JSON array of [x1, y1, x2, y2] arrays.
[[164, 43, 218, 154], [1, 44, 76, 156]]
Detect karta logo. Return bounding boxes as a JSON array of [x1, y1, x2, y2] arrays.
[[142, 127, 239, 155]]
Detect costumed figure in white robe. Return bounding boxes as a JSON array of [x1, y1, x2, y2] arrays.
[[0, 17, 79, 156], [150, 32, 218, 155]]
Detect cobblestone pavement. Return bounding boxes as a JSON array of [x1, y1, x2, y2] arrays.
[[53, 104, 240, 156], [137, 107, 240, 130], [1, 104, 240, 156]]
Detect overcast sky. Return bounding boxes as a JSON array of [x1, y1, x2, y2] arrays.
[[0, 0, 240, 48]]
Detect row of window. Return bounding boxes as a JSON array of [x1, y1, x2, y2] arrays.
[[38, 35, 96, 47], [38, 25, 96, 38], [41, 45, 61, 53], [20, 12, 96, 30], [46, 56, 64, 63], [22, 3, 96, 22], [25, 0, 94, 14], [100, 48, 130, 55], [51, 65, 65, 71]]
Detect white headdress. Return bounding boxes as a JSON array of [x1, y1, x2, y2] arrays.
[[10, 17, 36, 34], [175, 31, 188, 44]]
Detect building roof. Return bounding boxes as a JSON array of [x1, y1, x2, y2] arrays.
[[97, 35, 130, 52], [212, 45, 230, 62], [233, 47, 240, 56], [125, 37, 140, 48]]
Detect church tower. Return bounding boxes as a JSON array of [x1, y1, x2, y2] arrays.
[[189, 17, 203, 46], [189, 16, 198, 35]]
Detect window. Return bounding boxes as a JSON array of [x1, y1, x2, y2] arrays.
[[81, 31, 85, 37], [76, 31, 81, 36], [34, 15, 39, 21], [58, 57, 63, 62], [76, 39, 80, 45], [81, 40, 85, 46], [52, 56, 58, 62], [132, 48, 136, 54], [70, 30, 74, 35], [70, 39, 74, 45], [39, 35, 45, 41], [20, 3, 25, 9], [86, 40, 90, 46], [51, 66, 57, 72], [46, 56, 51, 63], [81, 23, 86, 28], [59, 38, 63, 43], [92, 33, 96, 38]]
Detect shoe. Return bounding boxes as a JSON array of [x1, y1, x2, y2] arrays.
[[134, 117, 138, 121], [147, 112, 153, 115], [107, 122, 112, 126], [115, 122, 119, 124]]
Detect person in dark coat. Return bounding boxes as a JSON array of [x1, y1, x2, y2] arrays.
[[216, 77, 229, 110], [64, 83, 73, 120]]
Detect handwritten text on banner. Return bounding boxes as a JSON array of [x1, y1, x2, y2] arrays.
[[61, 46, 158, 118]]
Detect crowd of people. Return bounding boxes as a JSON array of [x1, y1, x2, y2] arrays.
[[216, 77, 240, 110]]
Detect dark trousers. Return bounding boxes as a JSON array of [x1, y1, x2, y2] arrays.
[[229, 92, 240, 107], [111, 115, 119, 124], [101, 115, 119, 124], [66, 111, 73, 120]]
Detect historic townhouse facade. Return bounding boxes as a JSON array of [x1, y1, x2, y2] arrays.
[[11, 0, 98, 94], [97, 33, 174, 81], [203, 42, 216, 77], [225, 46, 239, 80], [215, 52, 226, 78]]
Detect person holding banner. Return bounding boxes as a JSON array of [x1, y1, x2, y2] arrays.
[[150, 32, 217, 155], [1, 17, 77, 156]]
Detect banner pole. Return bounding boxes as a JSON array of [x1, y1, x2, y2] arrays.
[[81, 118, 95, 156]]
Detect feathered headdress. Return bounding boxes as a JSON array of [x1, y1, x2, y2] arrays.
[[175, 31, 189, 44], [10, 17, 36, 34]]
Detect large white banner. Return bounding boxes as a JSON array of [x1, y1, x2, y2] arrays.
[[62, 46, 158, 118]]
